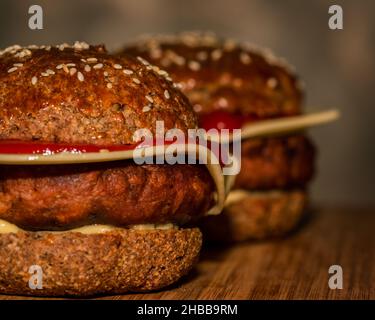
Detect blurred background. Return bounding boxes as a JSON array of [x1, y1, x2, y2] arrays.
[[0, 0, 374, 207]]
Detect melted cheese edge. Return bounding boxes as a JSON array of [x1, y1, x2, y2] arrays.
[[0, 219, 176, 234]]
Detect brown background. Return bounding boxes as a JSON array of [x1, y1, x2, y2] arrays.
[[0, 0, 374, 207]]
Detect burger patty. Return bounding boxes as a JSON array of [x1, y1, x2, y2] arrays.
[[234, 135, 315, 190], [0, 162, 214, 230]]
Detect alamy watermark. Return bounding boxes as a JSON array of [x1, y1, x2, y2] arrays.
[[28, 5, 43, 30], [132, 121, 242, 176], [28, 265, 43, 290], [328, 5, 343, 30], [328, 265, 343, 290]]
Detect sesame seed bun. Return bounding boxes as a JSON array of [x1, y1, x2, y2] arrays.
[[0, 228, 201, 296], [0, 42, 196, 145], [121, 32, 302, 118]]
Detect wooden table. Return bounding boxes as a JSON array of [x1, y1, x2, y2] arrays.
[[1, 207, 374, 300]]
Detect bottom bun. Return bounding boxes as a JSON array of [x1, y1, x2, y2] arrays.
[[0, 228, 201, 296], [200, 190, 307, 242]]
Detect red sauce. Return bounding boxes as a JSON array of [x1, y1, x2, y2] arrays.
[[199, 110, 259, 131], [0, 111, 257, 155], [0, 140, 142, 155]]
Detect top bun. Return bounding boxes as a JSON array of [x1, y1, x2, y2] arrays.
[[122, 32, 303, 119], [0, 42, 196, 145]]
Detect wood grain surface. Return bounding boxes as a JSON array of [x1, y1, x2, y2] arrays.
[[1, 207, 374, 300]]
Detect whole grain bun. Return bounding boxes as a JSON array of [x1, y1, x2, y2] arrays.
[[122, 32, 303, 118], [200, 190, 306, 242], [0, 228, 201, 296], [0, 42, 196, 145]]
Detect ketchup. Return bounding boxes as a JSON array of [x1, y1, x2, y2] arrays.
[[0, 140, 141, 155], [199, 110, 258, 131], [0, 111, 257, 158]]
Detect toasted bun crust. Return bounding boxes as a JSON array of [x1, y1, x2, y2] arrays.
[[200, 190, 307, 242], [122, 32, 302, 118], [0, 228, 201, 296], [0, 42, 196, 145]]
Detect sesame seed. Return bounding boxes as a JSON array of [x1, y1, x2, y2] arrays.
[[69, 68, 77, 76], [31, 76, 38, 85], [197, 51, 208, 61], [145, 95, 154, 103], [174, 56, 185, 66], [113, 64, 122, 70], [240, 52, 252, 64], [46, 69, 55, 75], [211, 49, 222, 61], [84, 65, 91, 72], [150, 48, 162, 59], [103, 71, 109, 77], [137, 56, 150, 66], [142, 106, 151, 112], [157, 69, 168, 76], [224, 39, 237, 51], [41, 72, 49, 77], [174, 82, 183, 89], [13, 63, 23, 67], [132, 78, 141, 84], [188, 60, 201, 71], [7, 67, 18, 73], [73, 43, 82, 50], [56, 64, 64, 70], [217, 97, 229, 108], [93, 63, 103, 69], [107, 83, 113, 89], [81, 58, 87, 63], [63, 65, 69, 73], [123, 69, 134, 75], [267, 77, 278, 88], [77, 71, 84, 82], [73, 41, 89, 50], [166, 76, 173, 82], [66, 63, 76, 67], [164, 90, 170, 99], [87, 57, 98, 63], [193, 104, 202, 113]]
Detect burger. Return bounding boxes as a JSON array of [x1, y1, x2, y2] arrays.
[[0, 42, 224, 295], [122, 32, 316, 241]]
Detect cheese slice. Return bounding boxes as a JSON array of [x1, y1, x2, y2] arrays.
[[207, 109, 340, 142], [0, 219, 177, 235]]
